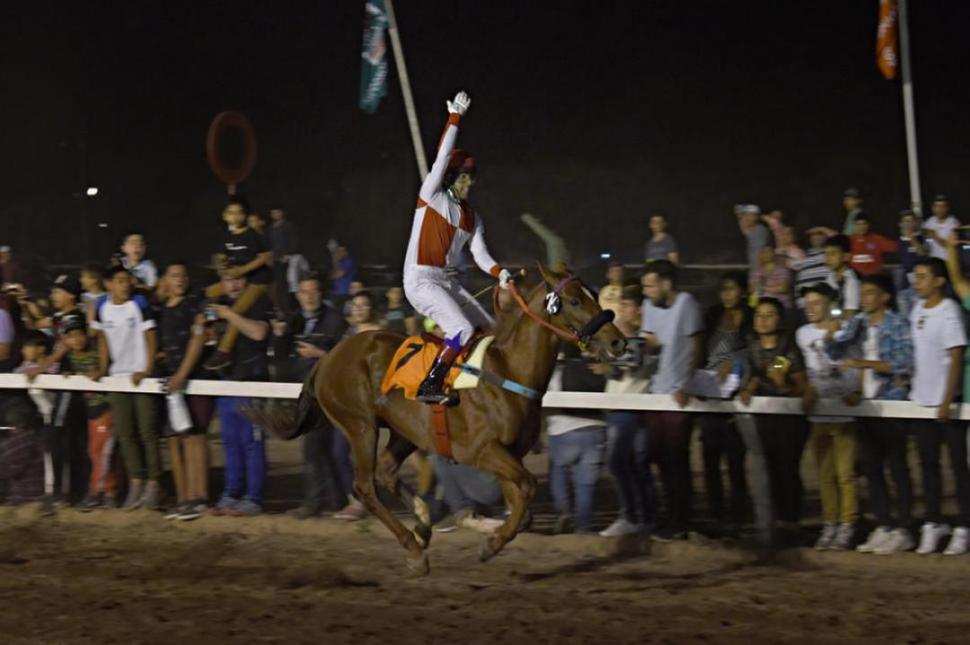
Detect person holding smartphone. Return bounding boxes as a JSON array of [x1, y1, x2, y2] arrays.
[[271, 273, 347, 519]]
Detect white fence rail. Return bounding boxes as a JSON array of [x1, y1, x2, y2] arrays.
[[0, 374, 959, 421]]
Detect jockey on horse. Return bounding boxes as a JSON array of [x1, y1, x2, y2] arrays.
[[403, 90, 512, 404], [247, 91, 627, 576]]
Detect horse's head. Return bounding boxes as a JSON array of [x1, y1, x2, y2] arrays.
[[536, 262, 627, 362]]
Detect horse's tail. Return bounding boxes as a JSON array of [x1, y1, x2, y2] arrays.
[[243, 361, 324, 440]]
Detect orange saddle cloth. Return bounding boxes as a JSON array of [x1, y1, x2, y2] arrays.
[[381, 334, 472, 400]]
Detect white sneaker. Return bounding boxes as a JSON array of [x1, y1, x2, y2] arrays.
[[457, 513, 504, 534], [332, 499, 367, 521], [829, 522, 854, 551], [916, 522, 951, 555], [814, 522, 838, 550], [943, 526, 970, 556], [599, 517, 645, 538], [857, 526, 892, 553], [874, 528, 915, 555]]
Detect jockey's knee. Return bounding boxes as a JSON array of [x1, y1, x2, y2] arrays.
[[446, 325, 476, 348], [460, 324, 476, 344]]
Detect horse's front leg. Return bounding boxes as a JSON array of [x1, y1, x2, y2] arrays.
[[474, 441, 536, 562]]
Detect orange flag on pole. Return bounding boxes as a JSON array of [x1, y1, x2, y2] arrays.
[[876, 0, 898, 79]]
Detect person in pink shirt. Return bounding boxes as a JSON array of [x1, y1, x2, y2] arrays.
[[776, 225, 806, 269], [751, 245, 792, 308]]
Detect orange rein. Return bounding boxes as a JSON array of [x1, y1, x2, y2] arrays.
[[494, 279, 581, 344]]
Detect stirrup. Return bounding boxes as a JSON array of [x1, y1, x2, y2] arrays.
[[416, 391, 459, 406], [417, 392, 451, 405], [416, 380, 454, 405]]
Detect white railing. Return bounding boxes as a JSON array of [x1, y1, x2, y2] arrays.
[[0, 374, 960, 421]]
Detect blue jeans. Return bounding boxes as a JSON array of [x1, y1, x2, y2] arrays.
[[430, 455, 502, 515], [217, 397, 266, 504], [606, 411, 656, 526], [549, 427, 606, 531]]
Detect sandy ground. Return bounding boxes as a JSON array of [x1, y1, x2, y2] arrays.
[[3, 502, 970, 645], [4, 434, 970, 644]]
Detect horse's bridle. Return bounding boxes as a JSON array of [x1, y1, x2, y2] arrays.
[[499, 274, 614, 350]]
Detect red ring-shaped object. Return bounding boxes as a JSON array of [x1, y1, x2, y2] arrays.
[[206, 111, 257, 187]]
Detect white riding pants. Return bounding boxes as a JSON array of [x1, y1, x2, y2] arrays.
[[404, 267, 494, 345]]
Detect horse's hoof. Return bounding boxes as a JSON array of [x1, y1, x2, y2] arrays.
[[413, 523, 432, 549], [405, 552, 430, 576], [478, 535, 502, 562]]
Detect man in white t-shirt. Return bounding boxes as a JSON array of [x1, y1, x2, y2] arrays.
[[90, 266, 160, 511], [796, 283, 861, 551], [908, 257, 970, 555], [922, 195, 960, 260], [640, 260, 703, 541]]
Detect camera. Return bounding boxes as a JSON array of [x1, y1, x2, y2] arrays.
[[611, 337, 646, 368], [294, 332, 326, 346]]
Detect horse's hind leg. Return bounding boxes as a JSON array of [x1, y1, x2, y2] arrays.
[[474, 441, 537, 562], [375, 433, 433, 549], [342, 421, 429, 575]]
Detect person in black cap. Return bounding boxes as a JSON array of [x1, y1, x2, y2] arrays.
[[25, 274, 87, 377], [60, 315, 119, 511], [50, 274, 85, 331], [842, 188, 865, 235], [24, 275, 91, 506]]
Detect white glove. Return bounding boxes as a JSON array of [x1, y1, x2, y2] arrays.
[[498, 268, 512, 290], [446, 91, 471, 116]]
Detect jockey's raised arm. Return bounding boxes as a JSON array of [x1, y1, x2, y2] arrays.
[[419, 112, 462, 203], [470, 214, 502, 278]]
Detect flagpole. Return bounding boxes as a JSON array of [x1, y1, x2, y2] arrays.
[[898, 0, 922, 218], [384, 0, 429, 180]]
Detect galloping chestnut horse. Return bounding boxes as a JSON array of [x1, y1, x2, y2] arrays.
[[253, 263, 625, 575]]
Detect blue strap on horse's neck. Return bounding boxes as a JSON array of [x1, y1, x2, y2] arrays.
[[453, 363, 543, 400]]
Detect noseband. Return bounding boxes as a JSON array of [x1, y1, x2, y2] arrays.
[[502, 275, 614, 349]]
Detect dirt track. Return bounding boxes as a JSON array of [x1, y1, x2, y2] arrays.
[[2, 505, 970, 645]]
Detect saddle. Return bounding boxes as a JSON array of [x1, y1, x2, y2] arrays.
[[380, 332, 493, 400], [381, 333, 494, 459]]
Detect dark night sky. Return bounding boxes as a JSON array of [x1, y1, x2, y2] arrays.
[[4, 1, 970, 277]]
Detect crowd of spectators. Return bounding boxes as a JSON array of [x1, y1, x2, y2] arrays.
[[2, 189, 970, 559], [553, 189, 970, 554], [0, 197, 417, 522]]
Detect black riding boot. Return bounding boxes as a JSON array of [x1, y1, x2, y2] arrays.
[[416, 345, 460, 404]]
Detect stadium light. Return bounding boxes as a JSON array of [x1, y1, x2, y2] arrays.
[[86, 186, 99, 196]]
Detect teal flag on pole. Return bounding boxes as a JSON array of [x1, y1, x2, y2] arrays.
[[359, 0, 389, 113]]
